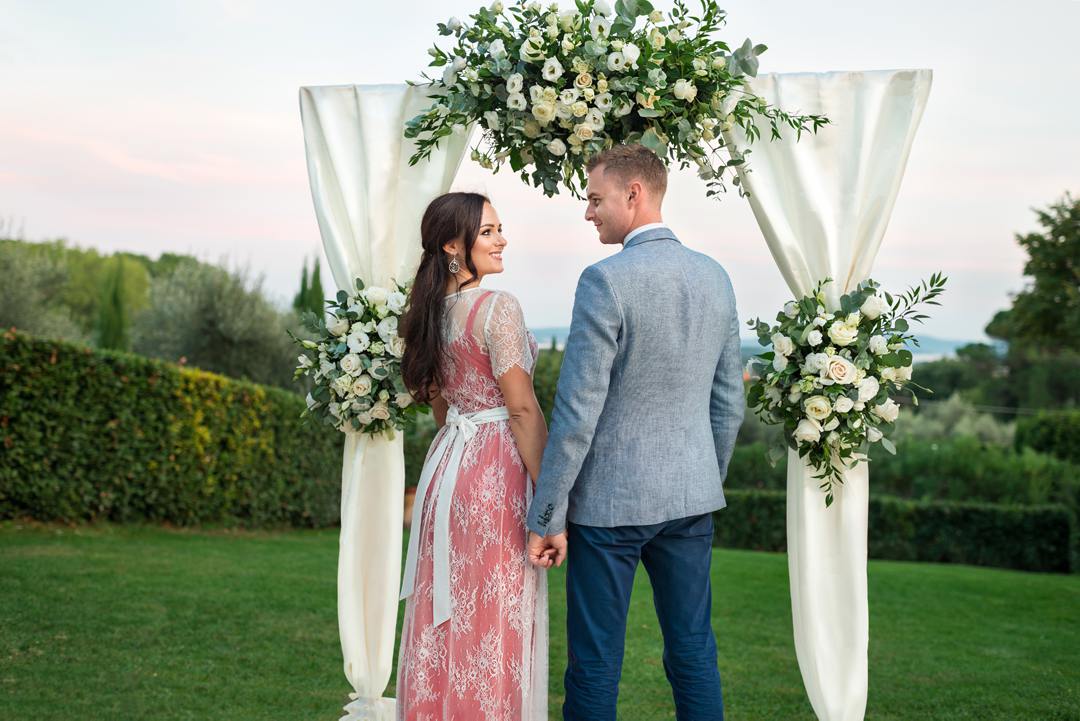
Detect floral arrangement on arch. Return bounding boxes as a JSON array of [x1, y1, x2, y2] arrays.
[[289, 279, 428, 437], [745, 274, 947, 506], [405, 0, 828, 200]]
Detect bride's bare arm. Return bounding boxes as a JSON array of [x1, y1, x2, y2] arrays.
[[497, 368, 547, 485]]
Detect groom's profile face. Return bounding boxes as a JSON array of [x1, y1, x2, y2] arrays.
[[585, 165, 632, 246]]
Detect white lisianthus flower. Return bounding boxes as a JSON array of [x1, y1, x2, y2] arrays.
[[490, 1, 504, 12], [446, 16, 462, 32], [520, 37, 545, 62], [395, 392, 413, 408], [554, 101, 573, 120], [873, 398, 900, 423], [327, 315, 350, 336], [488, 38, 507, 60], [896, 364, 913, 382], [594, 0, 613, 16], [621, 42, 641, 68], [297, 354, 313, 369], [346, 332, 370, 354], [692, 57, 708, 76], [586, 108, 605, 131], [532, 101, 556, 124], [364, 286, 389, 306], [879, 367, 899, 383], [826, 431, 841, 446], [376, 316, 398, 343], [547, 138, 567, 157], [771, 333, 795, 357], [483, 110, 501, 131], [613, 98, 633, 117], [369, 401, 391, 421], [543, 86, 558, 103], [804, 395, 832, 421], [667, 28, 683, 42], [542, 57, 564, 82], [331, 375, 353, 397], [558, 9, 579, 31], [560, 88, 580, 105], [305, 392, 318, 409], [506, 73, 524, 94], [606, 52, 627, 72], [319, 358, 335, 377], [350, 374, 373, 397], [764, 386, 782, 407], [648, 9, 664, 22], [834, 396, 855, 414], [673, 78, 698, 102], [589, 16, 611, 40], [386, 290, 406, 314], [860, 294, 887, 320], [301, 339, 318, 349], [783, 301, 799, 318], [507, 92, 528, 111], [339, 353, 362, 375], [594, 92, 613, 111], [355, 410, 373, 426], [845, 312, 861, 327], [789, 388, 803, 404], [522, 118, 541, 138], [773, 354, 789, 372], [823, 417, 840, 432], [866, 426, 883, 442], [712, 55, 727, 70], [648, 27, 665, 50], [802, 352, 829, 375], [807, 329, 823, 346], [827, 321, 858, 347], [826, 356, 858, 385], [561, 37, 575, 53], [328, 400, 342, 418], [794, 418, 822, 444], [869, 335, 888, 355], [857, 376, 880, 403]]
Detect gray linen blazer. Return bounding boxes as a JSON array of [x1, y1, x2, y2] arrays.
[[526, 226, 746, 535]]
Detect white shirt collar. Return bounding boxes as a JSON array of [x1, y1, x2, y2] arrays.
[[622, 222, 669, 245]]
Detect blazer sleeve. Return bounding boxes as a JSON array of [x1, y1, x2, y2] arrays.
[[526, 264, 621, 536], [710, 275, 746, 481]]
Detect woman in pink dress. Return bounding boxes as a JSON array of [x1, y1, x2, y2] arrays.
[[397, 192, 549, 720]]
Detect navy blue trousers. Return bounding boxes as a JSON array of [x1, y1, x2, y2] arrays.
[[562, 513, 723, 721]]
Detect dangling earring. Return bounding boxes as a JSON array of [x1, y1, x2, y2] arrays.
[[448, 254, 461, 274]]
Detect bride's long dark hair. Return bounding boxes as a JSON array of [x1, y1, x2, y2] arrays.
[[401, 192, 487, 403]]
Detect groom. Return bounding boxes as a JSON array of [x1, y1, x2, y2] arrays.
[[526, 144, 745, 721]]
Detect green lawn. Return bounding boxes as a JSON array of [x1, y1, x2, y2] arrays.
[[1, 523, 1077, 720]]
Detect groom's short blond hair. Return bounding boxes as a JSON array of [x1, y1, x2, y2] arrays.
[[586, 144, 668, 199]]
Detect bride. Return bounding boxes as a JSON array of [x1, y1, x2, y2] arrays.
[[396, 191, 549, 720]]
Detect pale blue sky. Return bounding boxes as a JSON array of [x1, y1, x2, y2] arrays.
[[1, 0, 1077, 340]]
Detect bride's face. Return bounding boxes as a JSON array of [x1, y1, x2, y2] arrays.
[[467, 202, 506, 279], [584, 165, 632, 245]]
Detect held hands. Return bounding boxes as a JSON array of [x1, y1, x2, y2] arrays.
[[527, 531, 568, 569]]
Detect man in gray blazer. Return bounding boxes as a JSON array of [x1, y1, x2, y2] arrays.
[[526, 144, 745, 721]]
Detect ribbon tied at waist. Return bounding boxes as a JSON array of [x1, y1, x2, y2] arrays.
[[399, 405, 510, 626]]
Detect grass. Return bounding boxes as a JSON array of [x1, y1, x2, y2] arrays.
[[1, 522, 1077, 720]]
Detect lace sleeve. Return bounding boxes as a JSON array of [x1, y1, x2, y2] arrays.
[[483, 292, 535, 378]]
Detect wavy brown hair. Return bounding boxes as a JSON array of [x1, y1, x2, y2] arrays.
[[401, 192, 487, 402]]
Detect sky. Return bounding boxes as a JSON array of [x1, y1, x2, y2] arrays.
[[1, 0, 1077, 341]]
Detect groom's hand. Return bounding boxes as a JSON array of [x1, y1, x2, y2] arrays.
[[546, 531, 568, 567]]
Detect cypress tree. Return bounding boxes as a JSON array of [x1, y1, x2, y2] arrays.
[[293, 260, 309, 314], [96, 257, 129, 350], [308, 258, 325, 315]]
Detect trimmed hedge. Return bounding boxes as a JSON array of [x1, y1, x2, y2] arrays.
[[1016, 409, 1080, 464], [714, 489, 1076, 573], [0, 330, 343, 527]]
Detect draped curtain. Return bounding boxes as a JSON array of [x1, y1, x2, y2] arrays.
[[725, 69, 933, 720], [299, 83, 470, 720]]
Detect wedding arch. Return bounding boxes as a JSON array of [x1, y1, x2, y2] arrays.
[[299, 67, 931, 721]]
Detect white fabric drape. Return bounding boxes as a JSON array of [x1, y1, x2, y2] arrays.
[[299, 83, 470, 721], [725, 69, 932, 720]]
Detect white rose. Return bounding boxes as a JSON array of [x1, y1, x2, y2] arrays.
[[519, 37, 545, 63], [331, 375, 353, 397], [804, 395, 832, 421], [483, 110, 501, 131], [897, 364, 913, 382], [328, 400, 342, 418], [789, 388, 803, 404], [376, 316, 398, 343], [825, 356, 858, 385], [547, 138, 567, 157], [506, 73, 524, 94], [869, 335, 888, 356], [712, 55, 727, 70], [860, 294, 887, 320], [339, 354, 362, 375], [532, 101, 556, 125], [853, 401, 865, 412], [350, 374, 373, 397], [648, 9, 664, 23], [770, 333, 795, 357], [395, 392, 414, 408], [370, 402, 391, 421], [834, 396, 854, 414], [772, 354, 789, 372], [388, 336, 406, 358], [879, 367, 899, 383], [507, 92, 528, 111], [827, 321, 859, 347], [807, 329, 823, 346], [866, 427, 883, 443], [327, 315, 350, 337], [355, 411, 373, 426], [857, 376, 880, 403], [621, 42, 641, 68], [873, 398, 900, 423], [386, 291, 407, 314], [574, 123, 594, 141], [570, 100, 588, 117], [346, 332, 370, 354], [845, 312, 862, 327], [794, 418, 822, 444], [673, 78, 698, 102], [542, 57, 564, 82], [364, 286, 389, 306], [488, 38, 506, 59]]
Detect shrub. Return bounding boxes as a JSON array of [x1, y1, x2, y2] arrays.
[[1016, 410, 1080, 464], [0, 330, 342, 527], [714, 490, 1075, 573]]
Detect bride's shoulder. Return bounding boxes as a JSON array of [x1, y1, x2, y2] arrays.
[[482, 290, 527, 325]]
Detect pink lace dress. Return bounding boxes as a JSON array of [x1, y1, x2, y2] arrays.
[[396, 288, 548, 721]]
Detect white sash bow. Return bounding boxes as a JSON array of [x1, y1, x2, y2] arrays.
[[399, 404, 511, 626]]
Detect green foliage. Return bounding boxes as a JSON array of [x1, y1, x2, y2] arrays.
[[1016, 409, 1080, 464], [95, 257, 130, 351], [715, 489, 1075, 573], [0, 331, 343, 527], [892, 393, 1015, 447], [131, 262, 303, 390], [0, 242, 88, 344]]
